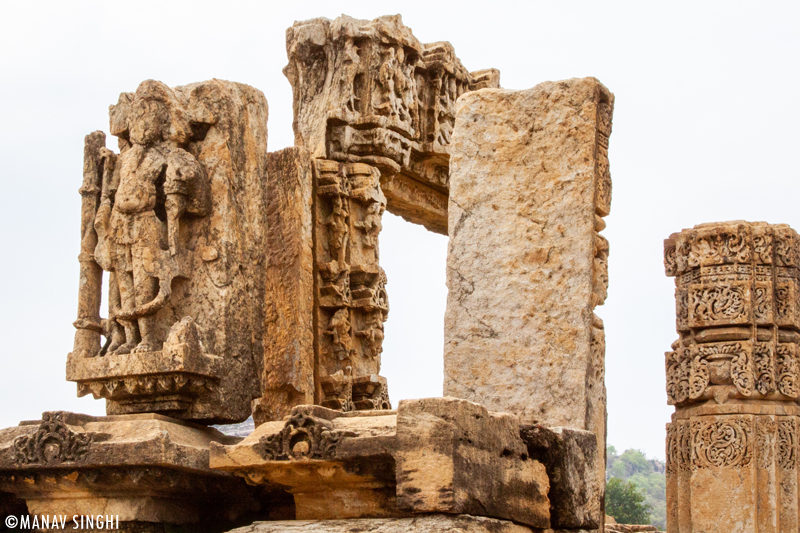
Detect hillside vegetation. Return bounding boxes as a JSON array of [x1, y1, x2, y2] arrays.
[[606, 446, 666, 530]]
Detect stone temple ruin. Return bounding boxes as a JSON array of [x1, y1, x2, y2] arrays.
[[0, 14, 619, 533]]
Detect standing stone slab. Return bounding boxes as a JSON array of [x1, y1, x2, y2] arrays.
[[253, 148, 316, 423], [444, 78, 613, 517]]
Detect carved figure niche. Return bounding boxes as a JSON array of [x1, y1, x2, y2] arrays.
[[67, 79, 268, 424]]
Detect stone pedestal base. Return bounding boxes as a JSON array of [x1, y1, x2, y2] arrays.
[[0, 412, 262, 529]]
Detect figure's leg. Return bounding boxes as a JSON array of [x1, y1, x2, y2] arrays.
[[104, 272, 127, 354], [114, 261, 139, 355], [132, 263, 160, 354]]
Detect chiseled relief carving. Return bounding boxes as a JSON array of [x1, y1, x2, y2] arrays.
[[314, 160, 391, 412], [777, 418, 798, 470], [691, 416, 753, 469], [254, 412, 355, 461], [285, 14, 500, 234], [664, 222, 800, 407], [67, 79, 267, 422], [13, 413, 94, 465], [665, 222, 800, 532]]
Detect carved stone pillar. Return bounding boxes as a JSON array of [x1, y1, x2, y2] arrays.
[[664, 221, 800, 533]]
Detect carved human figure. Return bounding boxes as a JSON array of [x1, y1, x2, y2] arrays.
[[339, 39, 361, 114], [326, 308, 353, 361], [326, 195, 350, 269], [358, 312, 384, 359], [94, 81, 206, 355], [355, 202, 383, 249]]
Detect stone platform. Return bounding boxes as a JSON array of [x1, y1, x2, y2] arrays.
[[0, 411, 263, 528]]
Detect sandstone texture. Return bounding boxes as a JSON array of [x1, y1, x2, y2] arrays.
[[253, 147, 316, 424], [664, 221, 800, 532], [213, 398, 550, 528], [285, 14, 499, 234], [225, 514, 534, 533], [0, 412, 258, 526], [444, 77, 613, 519], [396, 397, 549, 528], [521, 425, 600, 529], [67, 79, 268, 423]]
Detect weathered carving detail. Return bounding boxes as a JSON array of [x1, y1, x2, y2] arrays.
[[666, 420, 692, 474], [778, 418, 797, 470], [665, 222, 800, 531], [13, 413, 93, 465], [756, 417, 777, 469], [67, 79, 268, 422], [692, 417, 752, 469], [285, 14, 499, 234], [254, 413, 355, 461], [665, 222, 800, 407], [314, 160, 391, 412]]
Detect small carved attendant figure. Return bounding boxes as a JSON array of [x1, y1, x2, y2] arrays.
[[326, 196, 350, 269], [94, 80, 208, 355], [358, 312, 385, 359], [326, 309, 353, 361], [355, 202, 383, 249]]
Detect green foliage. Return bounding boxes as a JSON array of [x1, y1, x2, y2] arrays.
[[606, 477, 653, 525], [606, 446, 666, 529]]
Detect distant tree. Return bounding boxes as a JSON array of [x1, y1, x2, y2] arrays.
[[606, 477, 652, 525]]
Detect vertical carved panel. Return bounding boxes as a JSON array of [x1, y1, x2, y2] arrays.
[[314, 160, 391, 412]]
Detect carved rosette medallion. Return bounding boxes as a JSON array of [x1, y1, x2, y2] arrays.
[[13, 412, 93, 465], [254, 413, 355, 461]]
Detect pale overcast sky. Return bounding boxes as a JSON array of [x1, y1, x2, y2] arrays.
[[1, 1, 799, 461]]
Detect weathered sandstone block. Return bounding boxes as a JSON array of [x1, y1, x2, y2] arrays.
[[396, 398, 550, 528], [225, 514, 534, 533], [67, 79, 268, 423], [0, 412, 258, 527], [663, 221, 800, 533], [212, 398, 550, 528], [285, 14, 499, 234], [521, 425, 600, 529], [213, 405, 399, 520], [444, 77, 613, 516]]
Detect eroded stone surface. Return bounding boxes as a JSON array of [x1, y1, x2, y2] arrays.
[[443, 77, 613, 520], [252, 153, 392, 426], [285, 14, 499, 234], [521, 425, 600, 529], [225, 514, 534, 532], [214, 399, 550, 528], [396, 398, 550, 528], [664, 221, 800, 533], [0, 412, 260, 526], [67, 79, 268, 423]]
